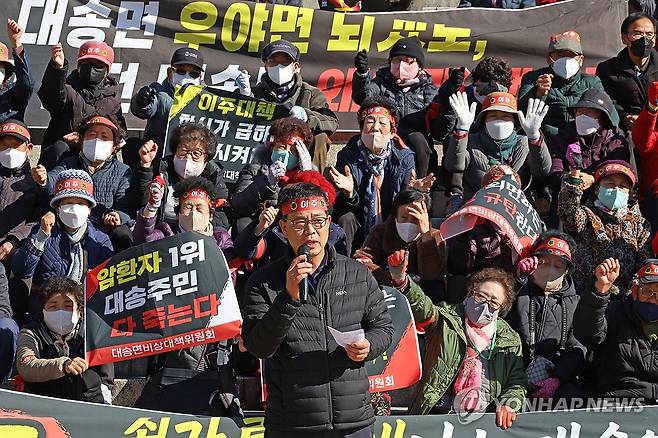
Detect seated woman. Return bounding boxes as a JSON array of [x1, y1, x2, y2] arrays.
[[354, 188, 444, 291], [574, 258, 658, 400], [15, 276, 113, 403], [387, 255, 526, 429], [12, 169, 113, 316], [134, 122, 230, 230], [133, 176, 241, 416], [444, 91, 551, 200], [230, 116, 314, 234], [507, 231, 586, 403], [34, 115, 138, 251], [559, 160, 652, 293]]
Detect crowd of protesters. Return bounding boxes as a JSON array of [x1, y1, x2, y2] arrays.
[[1, 3, 658, 436]]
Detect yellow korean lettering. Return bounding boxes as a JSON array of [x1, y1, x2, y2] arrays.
[[221, 3, 251, 52], [327, 13, 375, 52], [174, 1, 218, 49], [124, 417, 171, 438], [376, 19, 427, 53], [206, 418, 228, 438], [248, 3, 270, 52], [379, 419, 407, 438], [174, 420, 203, 438], [239, 417, 265, 438], [427, 24, 472, 54]]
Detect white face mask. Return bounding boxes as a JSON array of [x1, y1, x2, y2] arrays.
[[552, 57, 580, 80], [58, 203, 91, 229], [82, 138, 113, 162], [361, 132, 391, 155], [179, 209, 210, 232], [395, 221, 420, 243], [0, 148, 27, 169], [267, 64, 295, 85], [173, 157, 206, 179], [43, 309, 79, 336], [172, 72, 200, 88], [485, 119, 515, 140], [575, 114, 599, 136]]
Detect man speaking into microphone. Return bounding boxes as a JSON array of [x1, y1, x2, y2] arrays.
[[243, 180, 393, 438]]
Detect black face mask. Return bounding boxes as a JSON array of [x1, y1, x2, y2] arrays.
[[630, 36, 654, 58], [79, 63, 107, 85]]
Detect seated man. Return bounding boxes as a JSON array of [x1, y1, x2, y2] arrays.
[[235, 39, 338, 170], [518, 30, 611, 136], [15, 276, 113, 403], [0, 120, 46, 263], [574, 258, 658, 400]]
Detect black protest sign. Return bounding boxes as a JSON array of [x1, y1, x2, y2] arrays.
[[85, 232, 241, 366]]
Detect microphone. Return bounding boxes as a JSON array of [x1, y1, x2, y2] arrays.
[[298, 244, 310, 304]]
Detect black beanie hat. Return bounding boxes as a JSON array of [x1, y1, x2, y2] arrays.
[[388, 37, 425, 68]]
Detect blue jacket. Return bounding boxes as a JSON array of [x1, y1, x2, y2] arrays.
[[459, 0, 535, 7], [11, 222, 113, 287], [129, 78, 174, 162], [0, 47, 35, 122], [46, 154, 135, 227], [334, 135, 415, 225]]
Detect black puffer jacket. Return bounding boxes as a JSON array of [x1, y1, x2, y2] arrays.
[[352, 67, 437, 122], [37, 59, 127, 147], [507, 277, 586, 383], [242, 246, 394, 431], [574, 287, 658, 400], [229, 146, 277, 219]]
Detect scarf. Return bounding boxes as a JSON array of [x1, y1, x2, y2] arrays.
[[453, 318, 496, 413], [357, 139, 391, 233], [265, 75, 296, 102], [479, 129, 518, 165], [594, 199, 629, 219], [66, 223, 87, 282]]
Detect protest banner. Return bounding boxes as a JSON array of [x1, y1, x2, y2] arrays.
[[85, 232, 242, 366], [2, 387, 657, 437], [366, 286, 421, 393], [165, 85, 289, 184], [440, 175, 542, 255], [4, 0, 626, 135]]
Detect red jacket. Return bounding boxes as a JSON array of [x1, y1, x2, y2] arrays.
[[631, 107, 658, 198]]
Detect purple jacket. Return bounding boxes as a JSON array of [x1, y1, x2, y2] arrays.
[[546, 124, 630, 191], [133, 212, 236, 268]]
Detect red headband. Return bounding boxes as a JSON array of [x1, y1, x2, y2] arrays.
[[360, 106, 396, 127], [179, 189, 225, 209], [594, 162, 637, 186], [0, 122, 30, 142], [534, 237, 572, 261], [55, 178, 93, 196], [281, 196, 328, 216]]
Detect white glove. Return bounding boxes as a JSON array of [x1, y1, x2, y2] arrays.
[[449, 91, 477, 131], [293, 139, 313, 171], [290, 105, 308, 122], [235, 70, 252, 96], [518, 98, 549, 141], [267, 160, 287, 186]]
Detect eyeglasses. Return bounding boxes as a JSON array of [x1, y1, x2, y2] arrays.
[[175, 68, 201, 78], [629, 31, 656, 40], [473, 292, 503, 311], [176, 148, 205, 161], [285, 216, 329, 232]]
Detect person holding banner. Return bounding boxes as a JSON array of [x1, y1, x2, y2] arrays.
[[242, 181, 393, 437], [135, 122, 230, 231], [574, 258, 658, 401], [558, 160, 652, 293], [518, 30, 610, 137], [230, 116, 314, 232], [508, 232, 586, 403], [15, 277, 113, 404], [11, 169, 114, 310], [0, 18, 34, 123], [352, 37, 437, 178], [129, 47, 205, 166], [445, 91, 552, 200], [37, 40, 127, 169], [387, 254, 525, 429], [246, 39, 338, 171], [329, 96, 417, 255]]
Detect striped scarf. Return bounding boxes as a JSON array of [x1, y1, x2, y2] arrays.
[[357, 139, 391, 234]]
